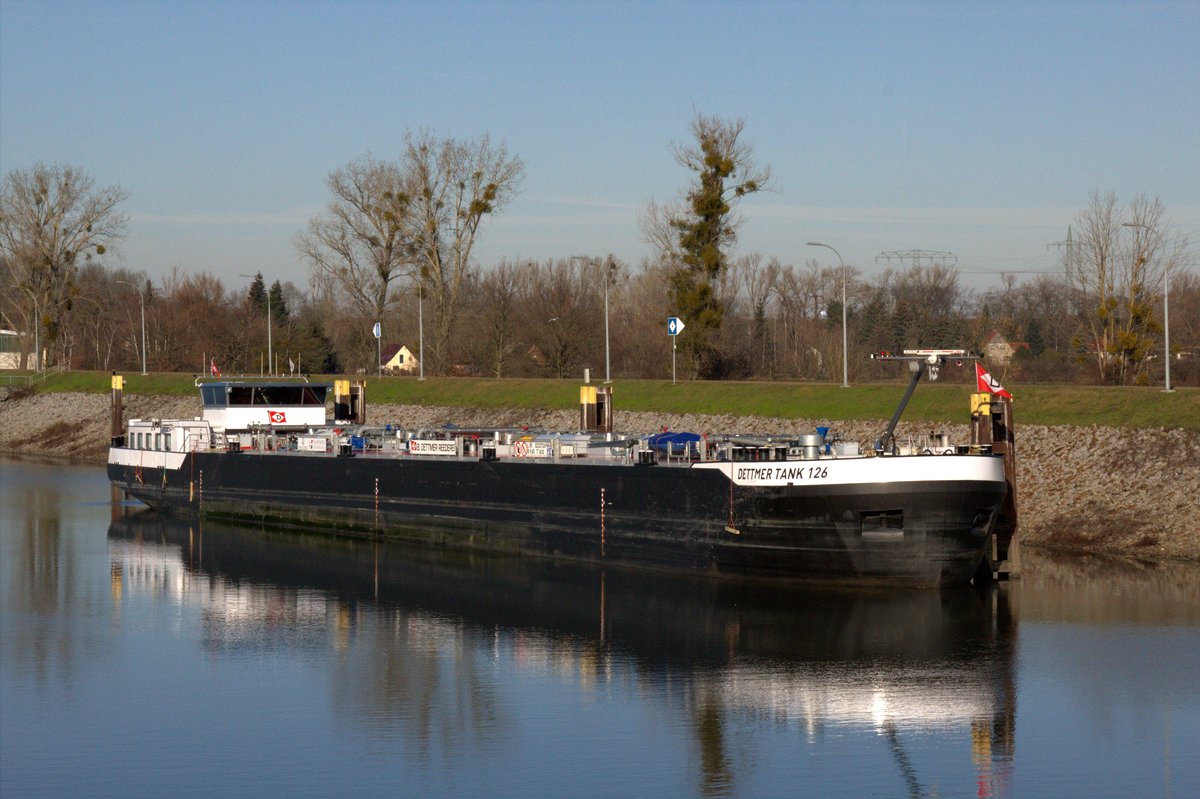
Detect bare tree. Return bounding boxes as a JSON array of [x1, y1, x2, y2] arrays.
[[475, 259, 524, 377], [607, 257, 672, 378], [1066, 192, 1188, 384], [773, 259, 834, 378], [296, 156, 415, 325], [0, 163, 129, 367], [1169, 271, 1199, 357], [892, 263, 969, 347], [524, 258, 597, 378], [153, 269, 246, 372], [63, 264, 122, 370], [1020, 274, 1075, 354], [639, 198, 686, 265], [403, 131, 525, 373], [733, 253, 778, 376]]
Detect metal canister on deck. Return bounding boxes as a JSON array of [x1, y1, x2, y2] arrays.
[[797, 434, 824, 460]]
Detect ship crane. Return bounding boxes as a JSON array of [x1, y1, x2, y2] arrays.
[[869, 349, 975, 453]]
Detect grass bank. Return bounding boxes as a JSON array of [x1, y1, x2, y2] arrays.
[[34, 371, 1200, 430]]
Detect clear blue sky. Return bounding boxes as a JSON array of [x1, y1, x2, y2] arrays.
[[3, 0, 1197, 293]]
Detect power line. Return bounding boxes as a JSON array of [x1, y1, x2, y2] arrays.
[[1046, 225, 1075, 272], [875, 249, 958, 268]]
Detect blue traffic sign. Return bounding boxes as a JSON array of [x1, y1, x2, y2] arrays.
[[667, 316, 686, 336]]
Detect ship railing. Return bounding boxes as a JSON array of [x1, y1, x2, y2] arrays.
[[180, 431, 210, 453], [194, 373, 310, 386]]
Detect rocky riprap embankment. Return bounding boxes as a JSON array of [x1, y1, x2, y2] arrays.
[[2, 390, 1197, 562]]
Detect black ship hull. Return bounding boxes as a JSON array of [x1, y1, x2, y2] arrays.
[[108, 449, 1006, 587]]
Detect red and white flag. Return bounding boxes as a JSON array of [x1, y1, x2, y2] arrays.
[[976, 363, 1012, 399], [210, 358, 221, 378]]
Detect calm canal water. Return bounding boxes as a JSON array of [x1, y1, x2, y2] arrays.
[[2, 458, 1198, 798]]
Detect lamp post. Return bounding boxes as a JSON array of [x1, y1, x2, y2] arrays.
[[602, 258, 610, 383], [1122, 223, 1172, 393], [33, 297, 40, 371], [116, 280, 148, 375], [417, 275, 425, 381], [240, 274, 272, 376], [807, 242, 849, 387], [1164, 275, 1173, 393]]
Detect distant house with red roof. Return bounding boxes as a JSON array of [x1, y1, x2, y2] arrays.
[[984, 332, 1029, 365]]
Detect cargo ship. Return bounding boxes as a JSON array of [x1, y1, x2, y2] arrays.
[[106, 350, 1018, 587]]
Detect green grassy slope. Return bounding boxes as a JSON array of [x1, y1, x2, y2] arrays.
[[32, 371, 1200, 430]]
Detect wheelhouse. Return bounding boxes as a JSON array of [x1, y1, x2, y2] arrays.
[[199, 379, 331, 431]]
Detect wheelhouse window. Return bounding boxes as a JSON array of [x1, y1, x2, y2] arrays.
[[228, 386, 254, 405], [200, 385, 227, 406], [222, 384, 329, 406]]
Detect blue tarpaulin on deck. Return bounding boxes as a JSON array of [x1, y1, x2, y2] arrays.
[[647, 431, 701, 455]]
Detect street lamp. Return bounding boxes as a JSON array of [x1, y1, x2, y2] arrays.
[[116, 280, 148, 375], [33, 297, 40, 371], [416, 274, 425, 381], [571, 255, 612, 383], [807, 242, 849, 387], [240, 274, 272, 376], [1122, 223, 1172, 393]]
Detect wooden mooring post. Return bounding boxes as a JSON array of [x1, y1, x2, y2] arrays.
[[971, 393, 1018, 579]]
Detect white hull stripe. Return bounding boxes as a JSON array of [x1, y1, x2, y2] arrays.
[[109, 448, 188, 471], [693, 455, 1005, 487], [107, 447, 1005, 490]]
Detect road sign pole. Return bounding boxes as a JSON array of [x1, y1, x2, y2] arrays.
[[373, 321, 382, 377], [666, 316, 685, 384]]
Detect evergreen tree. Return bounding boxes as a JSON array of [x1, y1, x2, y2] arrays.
[[890, 300, 913, 352], [1026, 318, 1047, 356], [247, 272, 267, 313], [269, 280, 289, 322], [664, 115, 770, 378], [294, 322, 338, 373]]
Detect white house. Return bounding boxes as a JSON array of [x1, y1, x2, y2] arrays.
[[0, 329, 37, 370], [381, 344, 419, 374], [983, 332, 1028, 366]]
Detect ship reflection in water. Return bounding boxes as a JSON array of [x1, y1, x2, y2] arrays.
[[108, 510, 1017, 798]]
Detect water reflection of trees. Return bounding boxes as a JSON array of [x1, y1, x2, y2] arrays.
[[327, 607, 506, 758], [107, 511, 1021, 797], [1, 478, 111, 687]]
